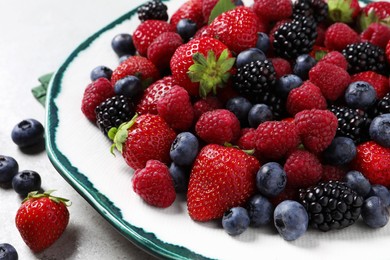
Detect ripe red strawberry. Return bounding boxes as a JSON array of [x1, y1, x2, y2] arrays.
[[193, 96, 223, 119], [252, 0, 293, 23], [309, 61, 351, 101], [170, 0, 205, 29], [350, 71, 390, 99], [208, 6, 260, 54], [319, 51, 348, 70], [15, 191, 70, 253], [284, 150, 322, 188], [353, 141, 390, 187], [132, 160, 176, 208], [294, 109, 338, 154], [286, 81, 327, 116], [136, 76, 176, 115], [147, 32, 183, 71], [111, 55, 160, 86], [254, 121, 300, 160], [110, 114, 176, 170], [324, 22, 360, 52], [157, 85, 194, 131], [270, 58, 292, 79], [81, 78, 115, 122], [195, 109, 240, 145], [193, 25, 213, 39], [187, 144, 260, 221], [359, 1, 390, 31], [321, 164, 347, 182], [132, 20, 175, 56], [327, 0, 361, 23], [361, 23, 390, 49]]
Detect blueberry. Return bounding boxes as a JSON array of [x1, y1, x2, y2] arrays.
[[90, 65, 113, 81], [247, 194, 274, 227], [275, 74, 303, 99], [344, 170, 371, 197], [255, 32, 270, 53], [256, 162, 286, 197], [12, 170, 41, 196], [114, 75, 143, 98], [0, 243, 18, 260], [273, 200, 309, 241], [248, 104, 273, 128], [361, 196, 389, 228], [293, 54, 316, 80], [119, 55, 132, 64], [222, 207, 250, 236], [344, 81, 376, 109], [368, 185, 390, 207], [0, 156, 18, 183], [170, 132, 199, 166], [236, 48, 266, 68], [176, 19, 197, 42], [226, 96, 252, 125], [169, 163, 190, 193], [369, 114, 390, 148], [322, 137, 357, 165], [11, 119, 44, 148], [111, 33, 136, 57]]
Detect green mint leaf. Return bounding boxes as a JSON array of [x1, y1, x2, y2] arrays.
[[208, 0, 235, 24]]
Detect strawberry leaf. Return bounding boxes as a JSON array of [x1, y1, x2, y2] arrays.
[[208, 0, 235, 24]]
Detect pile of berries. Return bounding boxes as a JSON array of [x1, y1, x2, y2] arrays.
[[81, 0, 390, 241]]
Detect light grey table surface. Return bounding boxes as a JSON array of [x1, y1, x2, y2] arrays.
[[0, 0, 157, 259]]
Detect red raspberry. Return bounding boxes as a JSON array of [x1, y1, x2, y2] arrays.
[[170, 0, 204, 29], [157, 85, 194, 131], [132, 160, 176, 208], [254, 121, 300, 160], [386, 40, 390, 64], [81, 78, 115, 122], [252, 0, 293, 23], [195, 109, 241, 145], [361, 23, 390, 49], [237, 128, 263, 161], [294, 109, 338, 154], [193, 96, 223, 120], [321, 165, 347, 182], [286, 81, 327, 116], [270, 58, 292, 79], [324, 22, 360, 51], [319, 51, 348, 70], [284, 150, 322, 188], [268, 186, 299, 207], [309, 61, 351, 101], [350, 71, 390, 99]]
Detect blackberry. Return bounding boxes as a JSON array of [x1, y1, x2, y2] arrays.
[[342, 42, 388, 75], [329, 105, 371, 144], [137, 0, 168, 22], [252, 92, 287, 120], [95, 95, 135, 135], [293, 15, 318, 47], [299, 180, 364, 232], [292, 0, 328, 22], [368, 92, 390, 118]]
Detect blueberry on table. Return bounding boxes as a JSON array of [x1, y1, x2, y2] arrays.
[[344, 170, 371, 198], [90, 65, 113, 81], [11, 119, 44, 148], [368, 185, 390, 207], [0, 156, 18, 183], [0, 243, 18, 260], [247, 194, 274, 227], [111, 33, 136, 57], [12, 170, 41, 196], [169, 163, 190, 193], [275, 74, 302, 99], [170, 132, 199, 166], [322, 136, 357, 165], [114, 75, 142, 98], [274, 200, 308, 241], [361, 196, 389, 229], [255, 32, 270, 53], [344, 81, 376, 110], [176, 19, 197, 42], [256, 162, 286, 197], [226, 96, 252, 125], [369, 114, 390, 148], [222, 207, 250, 236], [236, 48, 266, 68], [293, 54, 316, 80], [248, 104, 273, 128]]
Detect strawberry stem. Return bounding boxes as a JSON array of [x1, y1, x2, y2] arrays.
[[23, 190, 71, 206], [109, 113, 139, 154]]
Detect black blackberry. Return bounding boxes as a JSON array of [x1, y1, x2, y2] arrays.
[[367, 92, 390, 118], [342, 42, 388, 76], [252, 92, 287, 120], [329, 105, 371, 144], [299, 181, 364, 232], [292, 0, 328, 22], [95, 95, 135, 135], [293, 15, 318, 47], [137, 0, 168, 22]]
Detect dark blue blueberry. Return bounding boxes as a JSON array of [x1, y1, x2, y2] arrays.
[[0, 243, 18, 260], [236, 48, 266, 68], [248, 104, 273, 128], [226, 96, 252, 125], [344, 170, 371, 197], [222, 207, 250, 236], [247, 194, 274, 227], [119, 55, 132, 64], [256, 162, 286, 197], [0, 156, 18, 183], [169, 163, 190, 193], [176, 19, 197, 42], [368, 185, 390, 207], [273, 200, 308, 241], [361, 196, 389, 228], [275, 74, 303, 99], [114, 75, 143, 98], [293, 54, 316, 80], [369, 114, 390, 148], [11, 119, 44, 148], [90, 65, 113, 81], [344, 81, 376, 109], [170, 132, 199, 166], [322, 137, 357, 165], [12, 170, 41, 196], [111, 33, 136, 57], [255, 32, 270, 53]]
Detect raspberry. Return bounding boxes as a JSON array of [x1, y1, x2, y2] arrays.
[[294, 109, 338, 154], [386, 40, 390, 64], [351, 71, 390, 99], [193, 96, 223, 120], [237, 128, 256, 150], [324, 22, 360, 52], [361, 23, 390, 49], [270, 58, 292, 79], [284, 150, 322, 188], [268, 186, 299, 207], [253, 0, 293, 23], [321, 165, 347, 182], [319, 51, 348, 70]]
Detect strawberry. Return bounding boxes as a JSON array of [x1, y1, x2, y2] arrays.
[[360, 22, 390, 49], [157, 85, 194, 131], [319, 51, 348, 70], [353, 141, 390, 187], [324, 22, 360, 52], [187, 144, 260, 221], [109, 114, 176, 170], [81, 78, 115, 122], [132, 160, 176, 208], [350, 71, 390, 99], [359, 1, 390, 31], [327, 0, 361, 23], [193, 96, 223, 120], [270, 58, 292, 79], [170, 0, 205, 29], [252, 0, 293, 23], [15, 191, 70, 253]]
